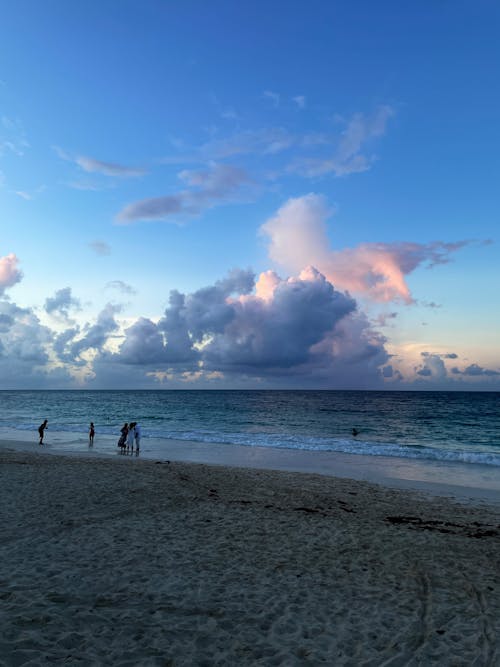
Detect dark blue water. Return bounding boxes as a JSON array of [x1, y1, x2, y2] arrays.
[[0, 390, 499, 466]]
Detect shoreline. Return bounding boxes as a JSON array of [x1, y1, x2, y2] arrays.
[[2, 433, 500, 507], [1, 446, 499, 664]]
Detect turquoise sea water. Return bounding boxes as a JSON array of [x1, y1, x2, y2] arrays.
[[0, 390, 499, 468]]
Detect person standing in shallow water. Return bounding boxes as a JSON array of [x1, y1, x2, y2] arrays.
[[127, 422, 135, 453], [118, 422, 128, 453], [134, 422, 142, 454], [38, 419, 48, 445], [89, 422, 95, 446]]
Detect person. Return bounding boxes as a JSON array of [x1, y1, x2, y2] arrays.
[[38, 419, 48, 445], [351, 427, 359, 437], [134, 422, 142, 454], [118, 423, 128, 452], [127, 422, 136, 453], [89, 422, 95, 446]]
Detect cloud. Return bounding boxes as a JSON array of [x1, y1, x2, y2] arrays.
[[415, 352, 447, 379], [260, 194, 469, 303], [376, 312, 398, 327], [53, 146, 145, 178], [0, 298, 79, 388], [452, 363, 500, 377], [116, 163, 251, 224], [158, 104, 392, 189], [200, 128, 294, 159], [12, 185, 45, 200], [53, 326, 81, 364], [381, 364, 403, 380], [108, 266, 389, 388], [69, 303, 121, 360], [15, 190, 32, 200], [263, 90, 280, 107], [0, 116, 29, 157], [0, 272, 496, 389], [202, 267, 357, 373], [413, 352, 500, 381], [289, 106, 394, 177], [118, 317, 175, 365], [89, 240, 111, 256], [44, 287, 81, 318], [75, 156, 146, 178], [0, 253, 23, 294], [105, 280, 136, 295], [0, 300, 51, 367]]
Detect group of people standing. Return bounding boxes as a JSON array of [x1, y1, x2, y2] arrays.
[[37, 418, 141, 455], [118, 422, 141, 454]]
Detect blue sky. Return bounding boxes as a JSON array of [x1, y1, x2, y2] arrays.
[[1, 0, 499, 389]]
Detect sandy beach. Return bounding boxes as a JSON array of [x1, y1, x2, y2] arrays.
[[1, 444, 499, 666]]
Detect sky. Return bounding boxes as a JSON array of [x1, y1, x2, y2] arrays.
[[0, 0, 499, 390]]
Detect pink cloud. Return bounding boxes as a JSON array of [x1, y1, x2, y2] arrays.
[[261, 195, 468, 304], [0, 253, 23, 294]]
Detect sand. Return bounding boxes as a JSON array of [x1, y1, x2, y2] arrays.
[[1, 445, 499, 666]]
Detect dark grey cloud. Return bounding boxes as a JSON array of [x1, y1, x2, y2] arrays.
[[0, 258, 496, 389], [118, 269, 256, 367], [118, 317, 173, 365], [110, 267, 389, 388], [202, 269, 356, 373]]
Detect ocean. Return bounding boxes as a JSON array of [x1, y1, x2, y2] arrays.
[[0, 390, 499, 469]]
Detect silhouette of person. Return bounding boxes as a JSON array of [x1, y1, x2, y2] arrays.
[[118, 423, 128, 452], [134, 422, 142, 454], [38, 419, 48, 445]]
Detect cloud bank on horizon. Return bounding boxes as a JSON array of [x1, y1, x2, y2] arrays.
[[1, 2, 499, 389], [0, 189, 498, 389]]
